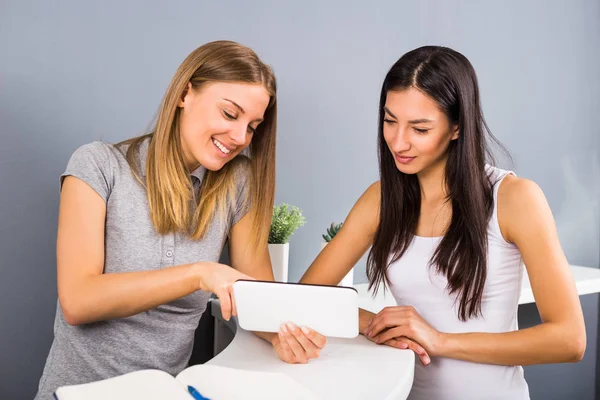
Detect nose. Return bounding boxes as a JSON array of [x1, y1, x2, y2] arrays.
[[390, 127, 411, 153], [228, 124, 247, 146]]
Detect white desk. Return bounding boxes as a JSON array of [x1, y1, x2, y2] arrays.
[[355, 265, 600, 313], [208, 300, 415, 400], [208, 265, 600, 399]]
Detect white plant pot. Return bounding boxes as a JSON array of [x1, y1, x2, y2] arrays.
[[321, 242, 353, 287], [268, 243, 289, 282]]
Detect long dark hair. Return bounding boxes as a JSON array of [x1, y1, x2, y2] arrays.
[[367, 46, 505, 321]]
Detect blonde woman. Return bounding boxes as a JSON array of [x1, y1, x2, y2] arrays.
[[35, 41, 323, 399]]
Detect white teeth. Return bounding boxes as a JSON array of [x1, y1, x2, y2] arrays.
[[212, 138, 231, 154]]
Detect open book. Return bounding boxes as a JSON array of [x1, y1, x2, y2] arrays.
[[54, 364, 319, 400]]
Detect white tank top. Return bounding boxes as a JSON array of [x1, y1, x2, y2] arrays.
[[387, 166, 530, 400]]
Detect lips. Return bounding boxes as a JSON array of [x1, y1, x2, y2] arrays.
[[212, 138, 235, 155], [395, 154, 416, 164]]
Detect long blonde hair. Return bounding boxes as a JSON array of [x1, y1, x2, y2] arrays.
[[120, 41, 276, 250]]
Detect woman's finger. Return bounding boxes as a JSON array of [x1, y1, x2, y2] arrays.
[[367, 307, 401, 328], [302, 327, 327, 349], [384, 338, 409, 349], [366, 315, 404, 338], [218, 289, 232, 321], [375, 326, 406, 344], [281, 323, 308, 363], [404, 338, 428, 358], [229, 286, 238, 317], [275, 331, 294, 362], [291, 326, 321, 359], [386, 337, 430, 365]]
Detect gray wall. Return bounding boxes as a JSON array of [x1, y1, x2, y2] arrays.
[[1, 1, 598, 399]]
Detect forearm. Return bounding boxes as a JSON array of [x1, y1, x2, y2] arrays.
[[439, 322, 585, 365], [59, 262, 202, 325]]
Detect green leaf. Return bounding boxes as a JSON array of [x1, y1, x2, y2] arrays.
[[268, 203, 306, 244], [323, 221, 343, 242]]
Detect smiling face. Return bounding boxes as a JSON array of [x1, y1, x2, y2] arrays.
[[382, 87, 459, 176], [177, 81, 271, 172]]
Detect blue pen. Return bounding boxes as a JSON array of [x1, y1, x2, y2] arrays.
[[188, 385, 210, 400]]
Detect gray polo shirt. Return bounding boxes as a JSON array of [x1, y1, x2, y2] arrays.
[[35, 138, 250, 399]]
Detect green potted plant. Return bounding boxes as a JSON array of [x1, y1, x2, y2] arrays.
[[322, 222, 343, 244], [268, 203, 306, 282], [321, 222, 353, 287]]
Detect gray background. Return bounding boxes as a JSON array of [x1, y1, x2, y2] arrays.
[[1, 0, 599, 399]]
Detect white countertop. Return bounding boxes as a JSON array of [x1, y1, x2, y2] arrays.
[[355, 265, 600, 313], [208, 300, 415, 400]]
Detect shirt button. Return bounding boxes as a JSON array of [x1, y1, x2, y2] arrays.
[[166, 250, 173, 257]]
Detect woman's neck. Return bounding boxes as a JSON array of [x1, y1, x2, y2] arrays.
[[417, 157, 448, 204]]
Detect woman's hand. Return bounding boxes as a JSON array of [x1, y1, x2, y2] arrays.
[[271, 323, 327, 364], [364, 306, 443, 365], [196, 262, 255, 321], [360, 307, 431, 365], [375, 336, 432, 366]]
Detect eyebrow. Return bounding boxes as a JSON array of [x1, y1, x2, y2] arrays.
[[223, 98, 263, 123], [383, 107, 433, 124], [383, 107, 396, 119], [408, 118, 434, 124], [223, 98, 245, 114]]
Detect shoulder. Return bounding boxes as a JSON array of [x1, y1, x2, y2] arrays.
[[69, 141, 120, 168], [362, 181, 381, 205], [353, 180, 381, 215], [497, 174, 550, 242], [498, 174, 546, 209], [62, 141, 125, 197]]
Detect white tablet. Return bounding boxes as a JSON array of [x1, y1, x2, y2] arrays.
[[232, 280, 359, 338]]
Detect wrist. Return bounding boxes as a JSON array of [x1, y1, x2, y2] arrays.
[[268, 331, 279, 346], [253, 330, 278, 345], [358, 308, 374, 335], [434, 332, 451, 357], [193, 262, 211, 292]]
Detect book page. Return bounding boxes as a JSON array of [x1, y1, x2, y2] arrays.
[[55, 369, 190, 400], [176, 364, 320, 400]]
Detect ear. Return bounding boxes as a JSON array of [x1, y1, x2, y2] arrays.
[[451, 124, 459, 140], [178, 82, 192, 108]]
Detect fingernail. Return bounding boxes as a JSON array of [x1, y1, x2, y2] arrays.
[[286, 322, 296, 332], [281, 324, 288, 333], [301, 326, 310, 335], [424, 356, 430, 364]]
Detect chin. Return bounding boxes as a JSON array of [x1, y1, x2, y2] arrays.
[[201, 160, 227, 172], [394, 161, 422, 175]]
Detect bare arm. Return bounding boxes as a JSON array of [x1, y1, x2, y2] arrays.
[[301, 182, 430, 362], [226, 208, 329, 362], [299, 182, 381, 333], [301, 183, 380, 287], [273, 182, 382, 363], [228, 209, 275, 342], [228, 209, 275, 282], [251, 183, 381, 361], [439, 176, 585, 364], [58, 176, 250, 325]]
